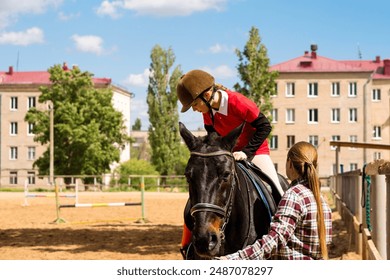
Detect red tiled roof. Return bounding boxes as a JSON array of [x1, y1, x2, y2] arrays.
[[270, 52, 390, 79], [0, 68, 112, 85]]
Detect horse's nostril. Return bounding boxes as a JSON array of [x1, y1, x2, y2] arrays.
[[208, 233, 218, 251]]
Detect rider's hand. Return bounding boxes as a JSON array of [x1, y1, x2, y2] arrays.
[[233, 151, 247, 161]]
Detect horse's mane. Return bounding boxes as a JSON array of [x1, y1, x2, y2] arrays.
[[199, 132, 229, 151]]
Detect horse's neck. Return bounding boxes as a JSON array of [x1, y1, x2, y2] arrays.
[[225, 166, 258, 248]]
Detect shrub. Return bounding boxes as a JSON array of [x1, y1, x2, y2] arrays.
[[114, 159, 159, 190]]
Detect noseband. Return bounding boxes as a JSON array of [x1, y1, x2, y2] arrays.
[[189, 150, 237, 252]]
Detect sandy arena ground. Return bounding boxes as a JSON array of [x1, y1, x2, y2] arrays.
[[0, 191, 360, 260]]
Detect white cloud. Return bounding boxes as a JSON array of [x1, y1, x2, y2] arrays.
[[96, 0, 123, 19], [71, 34, 105, 55], [123, 68, 150, 87], [0, 0, 62, 29], [202, 64, 236, 80], [58, 11, 80, 21], [209, 43, 234, 54], [96, 0, 227, 17], [0, 27, 44, 45]]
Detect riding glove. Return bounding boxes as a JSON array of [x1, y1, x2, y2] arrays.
[[233, 151, 247, 161]]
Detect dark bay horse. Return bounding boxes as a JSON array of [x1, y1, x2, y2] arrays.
[[179, 122, 289, 259]]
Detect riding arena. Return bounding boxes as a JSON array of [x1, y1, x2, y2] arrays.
[[2, 142, 380, 260]]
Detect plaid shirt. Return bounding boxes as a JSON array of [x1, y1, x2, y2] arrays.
[[222, 183, 332, 260]]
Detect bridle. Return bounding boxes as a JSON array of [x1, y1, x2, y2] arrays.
[[189, 150, 238, 254]]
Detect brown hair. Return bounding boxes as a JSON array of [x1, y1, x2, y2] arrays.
[[213, 83, 228, 92], [287, 141, 328, 259]]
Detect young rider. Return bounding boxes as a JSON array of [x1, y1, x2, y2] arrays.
[[176, 69, 284, 257]]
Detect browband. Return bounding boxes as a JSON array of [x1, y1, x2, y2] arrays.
[[190, 151, 233, 157]]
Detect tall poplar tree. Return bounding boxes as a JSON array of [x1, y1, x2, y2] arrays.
[[132, 118, 142, 130], [147, 45, 182, 176], [234, 26, 278, 117]]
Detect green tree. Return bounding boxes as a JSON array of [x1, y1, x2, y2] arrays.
[[147, 45, 182, 176], [132, 118, 142, 130], [25, 64, 130, 178], [175, 144, 190, 176], [234, 26, 278, 117]]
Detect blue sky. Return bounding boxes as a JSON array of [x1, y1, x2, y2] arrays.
[[1, 0, 390, 130]]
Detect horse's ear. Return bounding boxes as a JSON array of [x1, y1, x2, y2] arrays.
[[221, 122, 244, 151], [179, 122, 197, 151]]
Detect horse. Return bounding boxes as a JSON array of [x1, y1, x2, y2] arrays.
[[179, 122, 289, 259]]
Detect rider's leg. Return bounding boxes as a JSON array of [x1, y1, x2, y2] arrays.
[[180, 199, 193, 259], [181, 223, 192, 248], [251, 154, 285, 197], [180, 223, 192, 259]]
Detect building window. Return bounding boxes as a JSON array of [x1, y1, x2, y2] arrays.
[[10, 171, 18, 185], [285, 82, 295, 97], [349, 108, 357, 122], [28, 147, 36, 160], [10, 97, 18, 110], [10, 122, 18, 135], [308, 82, 318, 97], [287, 135, 295, 148], [331, 82, 340, 96], [28, 171, 36, 185], [372, 89, 381, 101], [271, 83, 278, 97], [373, 152, 382, 160], [271, 109, 278, 123], [27, 123, 34, 135], [373, 126, 381, 139], [349, 135, 357, 150], [308, 109, 318, 123], [10, 147, 18, 160], [270, 135, 278, 150], [309, 135, 319, 147], [350, 135, 358, 142], [286, 109, 295, 123], [350, 163, 358, 171], [331, 135, 340, 150], [331, 108, 340, 123], [332, 164, 338, 174], [348, 82, 357, 97], [28, 97, 36, 109]]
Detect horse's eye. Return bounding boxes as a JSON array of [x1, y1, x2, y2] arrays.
[[222, 171, 231, 182], [185, 171, 192, 183]]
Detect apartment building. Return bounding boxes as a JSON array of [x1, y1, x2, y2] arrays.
[[269, 45, 390, 178], [0, 65, 132, 187]]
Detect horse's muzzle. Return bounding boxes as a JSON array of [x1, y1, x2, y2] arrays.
[[193, 222, 222, 258]]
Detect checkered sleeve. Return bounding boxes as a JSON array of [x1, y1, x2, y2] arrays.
[[221, 189, 303, 260]]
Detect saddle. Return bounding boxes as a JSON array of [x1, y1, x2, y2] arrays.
[[236, 161, 280, 219]]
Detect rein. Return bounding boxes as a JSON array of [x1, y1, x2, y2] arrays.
[[189, 150, 237, 255]]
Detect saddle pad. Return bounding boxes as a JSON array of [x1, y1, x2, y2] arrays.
[[237, 162, 277, 219]]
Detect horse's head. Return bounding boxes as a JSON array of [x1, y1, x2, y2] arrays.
[[179, 122, 243, 258]]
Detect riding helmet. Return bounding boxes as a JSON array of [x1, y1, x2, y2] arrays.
[[177, 69, 215, 112]]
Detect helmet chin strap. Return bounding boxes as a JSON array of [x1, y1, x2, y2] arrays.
[[199, 89, 216, 125]]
